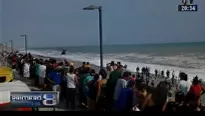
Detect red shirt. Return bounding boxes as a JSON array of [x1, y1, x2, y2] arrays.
[[189, 84, 202, 101], [12, 56, 17, 62], [52, 63, 58, 68], [132, 77, 136, 81]]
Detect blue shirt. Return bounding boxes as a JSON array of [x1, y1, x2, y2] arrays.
[[83, 75, 93, 97], [115, 88, 133, 111], [48, 71, 62, 85]]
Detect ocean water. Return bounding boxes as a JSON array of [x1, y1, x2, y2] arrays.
[[24, 42, 205, 80]]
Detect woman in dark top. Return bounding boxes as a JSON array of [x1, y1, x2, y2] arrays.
[[165, 92, 185, 112], [88, 74, 99, 110], [140, 82, 169, 112], [60, 69, 68, 101]]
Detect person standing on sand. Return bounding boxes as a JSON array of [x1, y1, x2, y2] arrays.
[[141, 67, 145, 77], [166, 70, 170, 78], [11, 54, 17, 69], [19, 56, 24, 77], [59, 68, 67, 101], [79, 67, 90, 107], [30, 58, 36, 81], [48, 68, 62, 92], [106, 61, 116, 79], [96, 69, 107, 111], [83, 69, 95, 109], [85, 62, 91, 69], [35, 59, 40, 86], [66, 66, 78, 110], [141, 82, 169, 112], [107, 61, 115, 71], [23, 60, 30, 79], [115, 80, 135, 111], [171, 76, 175, 87], [161, 70, 164, 78], [39, 60, 46, 88], [111, 61, 116, 70], [106, 65, 123, 110], [177, 72, 191, 95], [146, 67, 150, 77], [87, 74, 100, 110], [136, 67, 140, 79], [154, 69, 158, 78], [188, 76, 205, 104], [113, 71, 129, 105], [45, 59, 54, 87], [172, 71, 175, 78]]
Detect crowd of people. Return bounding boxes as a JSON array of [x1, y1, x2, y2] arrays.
[[5, 52, 205, 111]]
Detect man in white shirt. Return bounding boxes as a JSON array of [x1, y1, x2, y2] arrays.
[[39, 61, 46, 86], [177, 72, 192, 95], [23, 61, 30, 79]]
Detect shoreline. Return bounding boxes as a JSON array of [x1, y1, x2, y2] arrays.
[[27, 51, 205, 81]]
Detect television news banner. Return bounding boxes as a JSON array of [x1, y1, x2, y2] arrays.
[[3, 54, 59, 109], [10, 91, 59, 108]]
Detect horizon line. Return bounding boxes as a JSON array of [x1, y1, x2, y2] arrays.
[[29, 41, 205, 49]]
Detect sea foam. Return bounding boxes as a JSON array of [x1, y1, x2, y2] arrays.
[[21, 50, 205, 81]]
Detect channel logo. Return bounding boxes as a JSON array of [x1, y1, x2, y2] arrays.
[[42, 94, 57, 106]]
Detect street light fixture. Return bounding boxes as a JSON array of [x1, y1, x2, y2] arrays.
[[83, 5, 101, 10], [83, 5, 103, 69], [21, 35, 28, 54]]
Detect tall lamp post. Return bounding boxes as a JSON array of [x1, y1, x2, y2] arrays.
[[4, 42, 8, 52], [0, 43, 2, 53], [9, 40, 13, 53], [21, 35, 28, 54], [2, 43, 5, 52], [83, 5, 103, 69]]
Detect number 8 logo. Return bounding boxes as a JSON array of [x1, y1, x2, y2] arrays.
[[42, 94, 57, 106]]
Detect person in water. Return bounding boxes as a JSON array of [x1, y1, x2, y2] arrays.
[[61, 49, 66, 55]]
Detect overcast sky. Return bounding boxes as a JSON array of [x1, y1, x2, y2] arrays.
[[0, 0, 205, 48]]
